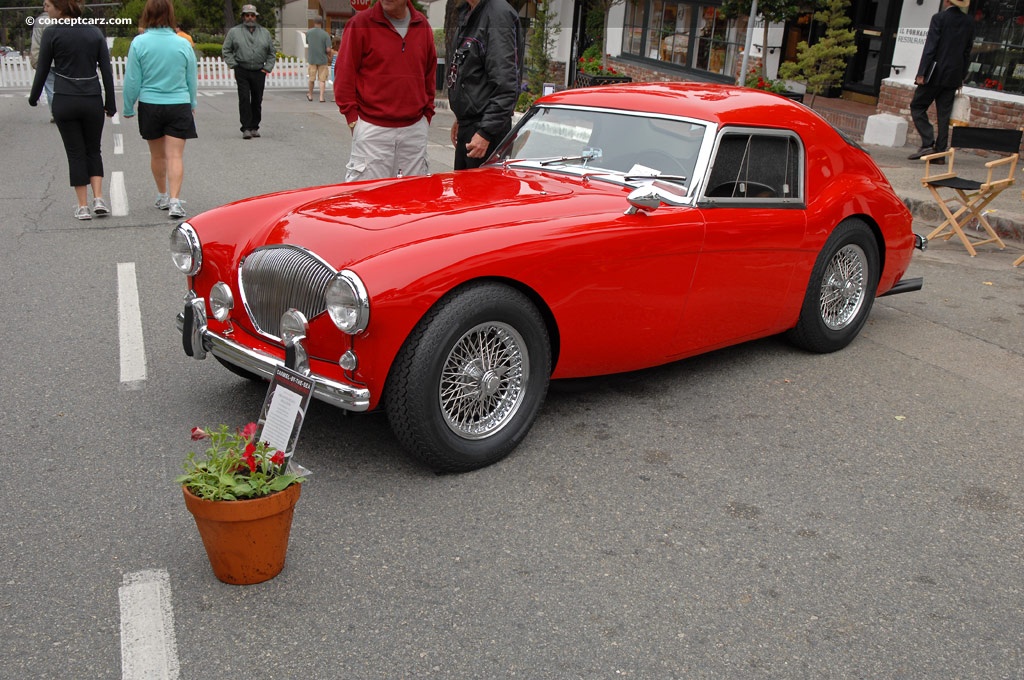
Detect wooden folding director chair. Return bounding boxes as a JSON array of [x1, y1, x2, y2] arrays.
[[920, 126, 1022, 257], [1016, 188, 1024, 267]]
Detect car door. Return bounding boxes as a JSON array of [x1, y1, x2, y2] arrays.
[[671, 128, 808, 356]]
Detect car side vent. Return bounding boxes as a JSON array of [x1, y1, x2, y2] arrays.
[[239, 246, 337, 339]]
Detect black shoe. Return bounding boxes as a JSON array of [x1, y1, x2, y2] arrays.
[[907, 145, 934, 160], [242, 129, 252, 140]]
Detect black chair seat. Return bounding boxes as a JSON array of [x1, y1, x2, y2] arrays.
[[926, 177, 982, 191]]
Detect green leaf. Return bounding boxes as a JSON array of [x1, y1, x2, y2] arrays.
[[268, 475, 297, 492]]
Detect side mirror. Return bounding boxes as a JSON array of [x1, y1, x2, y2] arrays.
[[624, 188, 662, 215]]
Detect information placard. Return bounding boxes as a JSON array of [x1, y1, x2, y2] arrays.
[[256, 366, 315, 460]]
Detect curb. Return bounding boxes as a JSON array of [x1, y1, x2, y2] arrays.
[[900, 195, 1024, 244]]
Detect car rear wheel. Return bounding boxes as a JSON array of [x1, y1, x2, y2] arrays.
[[787, 218, 879, 353], [385, 283, 551, 472]]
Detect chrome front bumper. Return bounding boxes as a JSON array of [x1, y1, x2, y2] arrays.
[[177, 296, 370, 412]]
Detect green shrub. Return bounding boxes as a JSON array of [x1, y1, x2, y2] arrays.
[[195, 43, 225, 58], [111, 36, 132, 58], [515, 91, 537, 112]]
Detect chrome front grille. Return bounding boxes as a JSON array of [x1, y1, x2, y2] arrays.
[[239, 246, 337, 338]]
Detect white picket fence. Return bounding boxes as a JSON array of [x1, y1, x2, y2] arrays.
[[0, 55, 311, 89]]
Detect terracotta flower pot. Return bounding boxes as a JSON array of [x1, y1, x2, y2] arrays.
[[182, 483, 302, 585]]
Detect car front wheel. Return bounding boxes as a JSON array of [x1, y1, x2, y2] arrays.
[[787, 218, 880, 353], [385, 283, 551, 472]]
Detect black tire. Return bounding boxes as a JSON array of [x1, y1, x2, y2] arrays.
[[385, 283, 551, 472], [786, 218, 880, 353], [215, 355, 265, 383]]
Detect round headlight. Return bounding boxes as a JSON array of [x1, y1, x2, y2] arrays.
[[325, 270, 369, 334], [209, 282, 234, 321], [170, 223, 201, 276]]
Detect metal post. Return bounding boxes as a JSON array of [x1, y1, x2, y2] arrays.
[[738, 0, 757, 86]]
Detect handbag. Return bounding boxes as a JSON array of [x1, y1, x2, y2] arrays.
[[951, 91, 971, 127]]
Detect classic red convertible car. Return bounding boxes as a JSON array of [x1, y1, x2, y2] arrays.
[[173, 82, 924, 472]]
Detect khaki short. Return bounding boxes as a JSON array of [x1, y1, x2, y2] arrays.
[[308, 63, 330, 82]]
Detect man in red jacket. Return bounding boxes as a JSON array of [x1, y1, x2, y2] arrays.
[[334, 0, 436, 181]]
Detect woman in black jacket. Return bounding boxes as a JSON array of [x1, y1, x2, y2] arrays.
[[29, 0, 116, 220]]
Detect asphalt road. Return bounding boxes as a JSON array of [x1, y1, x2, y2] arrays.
[[0, 88, 1021, 679]]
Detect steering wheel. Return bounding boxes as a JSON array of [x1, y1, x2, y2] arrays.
[[707, 181, 778, 198]]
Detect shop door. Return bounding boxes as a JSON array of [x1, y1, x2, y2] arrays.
[[843, 0, 900, 97]]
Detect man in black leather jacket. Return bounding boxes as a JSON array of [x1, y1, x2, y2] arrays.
[[446, 0, 524, 169], [907, 0, 974, 160]]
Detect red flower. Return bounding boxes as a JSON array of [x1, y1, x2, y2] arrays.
[[271, 450, 285, 466], [242, 441, 257, 472], [240, 422, 258, 440], [190, 427, 208, 441]]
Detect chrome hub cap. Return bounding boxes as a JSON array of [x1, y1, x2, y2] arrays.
[[439, 322, 528, 440], [820, 244, 867, 330]]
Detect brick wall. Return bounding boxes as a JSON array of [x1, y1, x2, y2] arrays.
[[600, 56, 749, 85], [878, 80, 1024, 154]]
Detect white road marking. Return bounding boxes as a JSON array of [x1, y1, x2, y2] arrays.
[[111, 170, 129, 217], [119, 569, 180, 680], [114, 132, 123, 155], [117, 262, 147, 384], [112, 112, 120, 125]]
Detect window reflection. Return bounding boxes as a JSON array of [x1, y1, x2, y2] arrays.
[[621, 0, 748, 78]]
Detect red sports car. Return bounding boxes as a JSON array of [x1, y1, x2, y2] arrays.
[[173, 83, 924, 472]]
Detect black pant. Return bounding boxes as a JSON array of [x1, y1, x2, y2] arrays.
[[234, 67, 266, 132], [52, 94, 105, 187], [910, 84, 956, 150], [454, 119, 511, 170]]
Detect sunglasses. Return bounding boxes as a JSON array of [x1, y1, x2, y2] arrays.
[[242, 13, 256, 17]]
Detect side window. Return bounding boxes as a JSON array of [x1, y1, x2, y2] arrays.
[[704, 132, 802, 202]]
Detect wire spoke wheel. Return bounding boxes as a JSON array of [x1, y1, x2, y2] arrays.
[[439, 322, 528, 440], [819, 243, 867, 331]]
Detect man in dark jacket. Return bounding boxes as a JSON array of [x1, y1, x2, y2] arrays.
[[907, 0, 974, 160], [446, 0, 524, 170], [222, 4, 276, 139]]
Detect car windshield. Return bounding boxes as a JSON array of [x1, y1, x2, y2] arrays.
[[493, 106, 708, 185]]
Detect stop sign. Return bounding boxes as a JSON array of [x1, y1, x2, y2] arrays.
[[350, 0, 371, 10]]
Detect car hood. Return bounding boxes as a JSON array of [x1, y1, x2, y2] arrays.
[[293, 169, 577, 230]]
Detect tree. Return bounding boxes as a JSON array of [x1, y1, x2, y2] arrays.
[[587, 0, 625, 69], [524, 0, 560, 94], [722, 0, 803, 78], [777, 0, 856, 105]]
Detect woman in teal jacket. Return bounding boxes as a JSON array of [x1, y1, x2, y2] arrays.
[[123, 0, 198, 219]]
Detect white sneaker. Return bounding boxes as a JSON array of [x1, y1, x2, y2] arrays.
[[91, 197, 110, 216], [154, 193, 170, 210], [74, 205, 92, 220], [167, 198, 186, 219]]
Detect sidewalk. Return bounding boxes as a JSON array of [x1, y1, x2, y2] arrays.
[[866, 142, 1024, 248], [806, 97, 1024, 249]]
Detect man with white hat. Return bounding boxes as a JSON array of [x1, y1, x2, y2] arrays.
[[222, 4, 276, 140], [907, 0, 974, 160]]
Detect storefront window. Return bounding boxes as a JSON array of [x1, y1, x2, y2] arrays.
[[621, 0, 747, 79], [967, 1, 1024, 94]]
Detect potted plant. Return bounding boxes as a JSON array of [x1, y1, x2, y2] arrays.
[[776, 0, 856, 107], [178, 424, 307, 585], [574, 56, 632, 88]]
